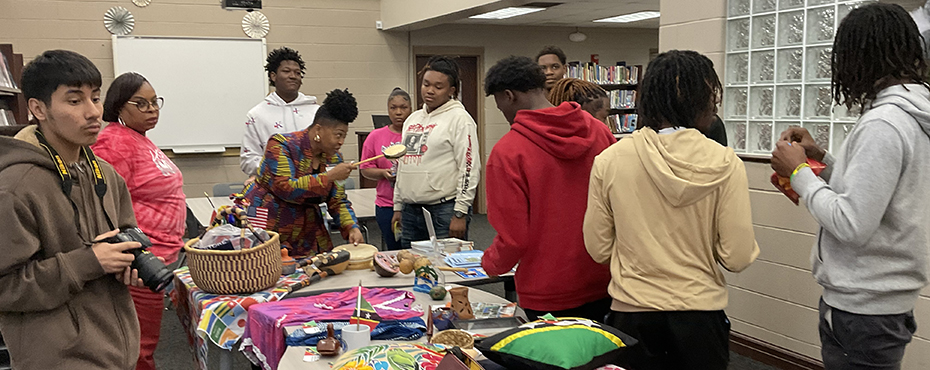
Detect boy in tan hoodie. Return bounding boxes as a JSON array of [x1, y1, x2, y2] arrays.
[[583, 50, 759, 370]]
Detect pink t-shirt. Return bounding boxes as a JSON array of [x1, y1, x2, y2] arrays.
[[359, 126, 402, 207], [92, 123, 187, 264]]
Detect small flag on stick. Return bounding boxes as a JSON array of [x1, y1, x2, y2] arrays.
[[349, 282, 381, 330]]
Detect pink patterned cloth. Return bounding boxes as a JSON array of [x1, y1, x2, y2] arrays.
[[241, 287, 421, 370]]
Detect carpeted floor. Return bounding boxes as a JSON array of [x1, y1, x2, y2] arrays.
[[155, 215, 780, 370]]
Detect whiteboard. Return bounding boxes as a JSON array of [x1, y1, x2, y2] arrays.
[[112, 35, 268, 153]]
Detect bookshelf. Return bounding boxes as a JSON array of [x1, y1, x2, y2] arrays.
[[0, 44, 26, 127], [566, 62, 643, 137]]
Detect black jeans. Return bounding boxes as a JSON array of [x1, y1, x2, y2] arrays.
[[523, 297, 612, 323], [606, 310, 731, 370], [819, 298, 917, 370]]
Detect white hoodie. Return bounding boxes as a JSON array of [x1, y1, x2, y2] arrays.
[[393, 99, 481, 214], [239, 91, 320, 176]]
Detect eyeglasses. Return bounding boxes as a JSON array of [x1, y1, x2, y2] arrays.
[[127, 97, 165, 112]]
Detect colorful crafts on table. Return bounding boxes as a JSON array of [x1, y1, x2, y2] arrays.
[[169, 266, 311, 370]]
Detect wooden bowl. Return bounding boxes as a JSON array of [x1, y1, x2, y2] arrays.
[[373, 252, 399, 277]]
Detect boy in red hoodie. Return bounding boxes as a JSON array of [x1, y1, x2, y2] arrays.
[[481, 56, 615, 321]]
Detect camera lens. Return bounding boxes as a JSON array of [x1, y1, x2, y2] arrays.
[[132, 251, 173, 292]]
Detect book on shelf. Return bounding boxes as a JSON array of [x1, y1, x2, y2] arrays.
[[0, 109, 17, 126], [0, 53, 15, 89], [607, 113, 637, 134], [610, 90, 636, 110], [566, 62, 639, 85]]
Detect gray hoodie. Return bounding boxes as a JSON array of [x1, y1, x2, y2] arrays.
[[793, 84, 930, 315]]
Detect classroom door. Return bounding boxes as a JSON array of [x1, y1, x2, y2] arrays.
[[413, 54, 484, 213]]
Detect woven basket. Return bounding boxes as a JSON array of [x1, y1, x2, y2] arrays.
[[183, 231, 282, 295]]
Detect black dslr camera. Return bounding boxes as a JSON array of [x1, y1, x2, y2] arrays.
[[102, 228, 173, 292]]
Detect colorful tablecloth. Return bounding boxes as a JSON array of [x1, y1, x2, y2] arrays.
[[170, 266, 310, 370], [241, 287, 424, 370]]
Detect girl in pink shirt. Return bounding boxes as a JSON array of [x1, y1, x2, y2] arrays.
[[92, 72, 185, 370], [359, 88, 411, 250]]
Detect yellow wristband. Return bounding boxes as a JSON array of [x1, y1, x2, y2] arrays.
[[790, 163, 811, 182]]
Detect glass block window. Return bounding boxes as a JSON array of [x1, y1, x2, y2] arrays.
[[724, 0, 874, 155]]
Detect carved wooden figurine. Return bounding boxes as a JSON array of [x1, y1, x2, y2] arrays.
[[317, 323, 340, 356], [449, 287, 475, 320]]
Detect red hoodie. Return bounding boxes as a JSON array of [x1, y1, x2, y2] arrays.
[[482, 102, 615, 311]]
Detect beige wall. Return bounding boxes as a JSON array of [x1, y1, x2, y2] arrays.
[[0, 1, 659, 201], [410, 24, 658, 161], [659, 0, 929, 367], [0, 0, 409, 197]]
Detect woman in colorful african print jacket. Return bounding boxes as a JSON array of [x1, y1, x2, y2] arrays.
[[241, 89, 364, 258]]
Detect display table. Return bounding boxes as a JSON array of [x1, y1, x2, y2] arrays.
[[287, 265, 516, 300], [276, 285, 521, 370], [171, 254, 514, 370], [187, 188, 378, 227], [169, 267, 312, 370]]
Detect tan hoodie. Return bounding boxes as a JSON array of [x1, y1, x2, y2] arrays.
[[0, 125, 140, 369], [584, 128, 759, 312]]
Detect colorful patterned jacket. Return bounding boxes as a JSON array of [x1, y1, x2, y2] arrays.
[[241, 129, 358, 258]]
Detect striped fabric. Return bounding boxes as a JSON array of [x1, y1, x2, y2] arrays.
[[240, 129, 359, 258]]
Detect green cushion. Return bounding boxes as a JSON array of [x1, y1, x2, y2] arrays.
[[475, 317, 637, 370]]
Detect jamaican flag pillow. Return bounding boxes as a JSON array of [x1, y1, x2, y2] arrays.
[[474, 317, 637, 370]]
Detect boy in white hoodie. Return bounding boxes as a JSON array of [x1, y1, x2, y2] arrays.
[[240, 47, 320, 180], [772, 4, 930, 369]]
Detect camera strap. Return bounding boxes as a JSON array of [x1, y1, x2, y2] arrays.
[[35, 130, 116, 233]]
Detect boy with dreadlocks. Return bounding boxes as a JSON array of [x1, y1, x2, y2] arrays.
[[240, 47, 321, 181], [584, 50, 759, 370], [771, 4, 930, 368], [548, 78, 611, 124]]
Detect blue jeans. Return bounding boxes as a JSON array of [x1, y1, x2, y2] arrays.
[[400, 200, 470, 249], [376, 206, 402, 251]]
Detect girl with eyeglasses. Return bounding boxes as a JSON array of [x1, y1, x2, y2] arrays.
[[91, 72, 185, 370]]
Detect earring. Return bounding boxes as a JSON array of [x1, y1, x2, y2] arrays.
[[314, 134, 321, 142]]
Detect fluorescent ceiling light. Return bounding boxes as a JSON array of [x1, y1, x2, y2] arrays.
[[470, 7, 546, 20], [594, 11, 660, 23]]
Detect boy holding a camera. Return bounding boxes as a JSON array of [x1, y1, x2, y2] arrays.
[[0, 50, 148, 369]]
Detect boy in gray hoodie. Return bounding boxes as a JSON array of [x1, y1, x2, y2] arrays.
[[771, 4, 930, 369]]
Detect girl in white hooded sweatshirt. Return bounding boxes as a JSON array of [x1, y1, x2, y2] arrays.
[[391, 56, 481, 248], [240, 47, 320, 179]]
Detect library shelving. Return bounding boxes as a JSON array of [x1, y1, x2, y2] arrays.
[[0, 44, 26, 127], [567, 62, 643, 135]]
